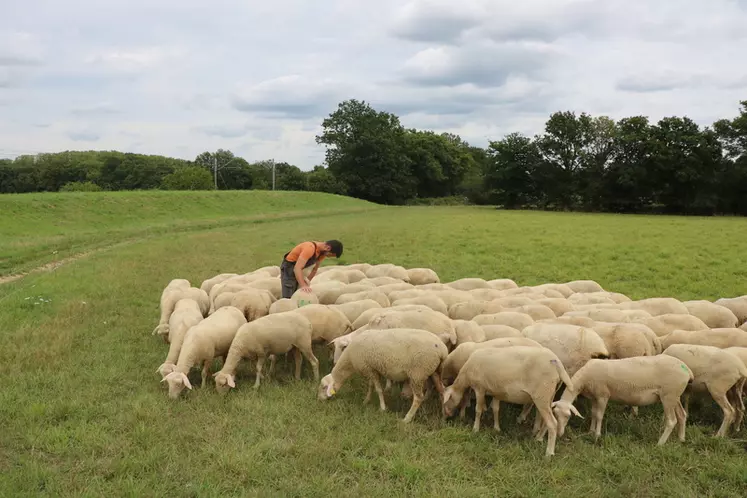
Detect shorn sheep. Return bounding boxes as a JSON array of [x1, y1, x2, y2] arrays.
[[442, 346, 575, 458], [318, 328, 449, 423]]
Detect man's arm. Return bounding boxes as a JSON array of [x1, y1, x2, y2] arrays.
[[307, 260, 322, 281]]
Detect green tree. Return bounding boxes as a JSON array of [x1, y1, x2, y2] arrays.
[[161, 166, 215, 190], [59, 181, 103, 192], [485, 132, 541, 208], [316, 99, 415, 204], [306, 165, 348, 195]]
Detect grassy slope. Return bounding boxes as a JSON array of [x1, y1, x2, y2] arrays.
[[0, 190, 377, 276], [3, 202, 747, 496]]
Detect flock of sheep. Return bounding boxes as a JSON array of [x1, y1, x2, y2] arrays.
[[152, 262, 747, 458]]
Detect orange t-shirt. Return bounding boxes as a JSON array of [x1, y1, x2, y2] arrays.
[[285, 241, 326, 264]]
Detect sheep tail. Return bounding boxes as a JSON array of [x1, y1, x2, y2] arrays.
[[551, 358, 574, 392]]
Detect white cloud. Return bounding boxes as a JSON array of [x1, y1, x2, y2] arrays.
[[1, 0, 746, 169]]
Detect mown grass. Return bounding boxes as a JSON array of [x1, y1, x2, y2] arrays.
[[3, 197, 747, 496], [0, 190, 378, 277]]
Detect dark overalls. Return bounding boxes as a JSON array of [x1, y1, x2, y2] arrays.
[[280, 242, 320, 299]]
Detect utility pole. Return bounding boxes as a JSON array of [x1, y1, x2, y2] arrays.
[[213, 156, 218, 190]]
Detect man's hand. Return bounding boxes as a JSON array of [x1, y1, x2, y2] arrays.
[[301, 284, 313, 293]]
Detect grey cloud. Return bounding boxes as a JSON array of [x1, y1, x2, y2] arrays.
[[70, 102, 121, 115], [399, 42, 559, 88], [192, 123, 250, 138], [389, 1, 482, 44], [616, 72, 709, 93], [67, 130, 101, 141]]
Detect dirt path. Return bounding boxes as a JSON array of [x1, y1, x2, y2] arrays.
[[0, 250, 98, 285]]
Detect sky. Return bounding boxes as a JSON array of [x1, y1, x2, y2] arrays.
[[1, 0, 746, 170]]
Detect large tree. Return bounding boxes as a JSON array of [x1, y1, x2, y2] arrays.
[[316, 99, 415, 204], [485, 132, 542, 208]]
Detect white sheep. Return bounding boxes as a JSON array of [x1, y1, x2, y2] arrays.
[[715, 296, 747, 325], [469, 288, 508, 301], [330, 299, 384, 323], [660, 328, 747, 350], [538, 316, 596, 328], [318, 328, 449, 423], [156, 298, 205, 378], [487, 278, 518, 290], [350, 304, 432, 330], [229, 288, 275, 321], [442, 346, 575, 458], [153, 285, 210, 341], [530, 283, 575, 298], [269, 298, 297, 314], [364, 264, 410, 281], [473, 311, 535, 331], [199, 273, 238, 294], [445, 277, 491, 291], [375, 282, 416, 296], [536, 298, 576, 316], [564, 280, 605, 293], [509, 304, 556, 321], [335, 290, 391, 308], [441, 337, 545, 386], [448, 301, 490, 320], [452, 319, 487, 345], [391, 295, 448, 315], [590, 322, 656, 359], [663, 344, 747, 437], [632, 313, 709, 337], [362, 276, 408, 286], [405, 268, 440, 286], [368, 308, 457, 347], [549, 355, 693, 445], [620, 297, 688, 316], [161, 306, 247, 398], [427, 289, 474, 308], [246, 277, 282, 300], [293, 304, 352, 344], [683, 300, 739, 329], [213, 311, 319, 391], [480, 324, 523, 340], [521, 323, 609, 377], [724, 347, 747, 430]]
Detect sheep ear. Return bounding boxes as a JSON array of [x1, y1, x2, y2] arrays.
[[181, 373, 193, 390], [227, 376, 236, 388], [443, 388, 452, 405], [569, 404, 583, 419]]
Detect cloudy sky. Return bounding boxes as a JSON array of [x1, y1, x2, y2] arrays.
[[2, 0, 746, 169]]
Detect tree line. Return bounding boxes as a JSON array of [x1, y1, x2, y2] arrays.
[[1, 98, 746, 215]]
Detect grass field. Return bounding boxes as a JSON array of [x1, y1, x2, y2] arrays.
[[3, 191, 747, 496]]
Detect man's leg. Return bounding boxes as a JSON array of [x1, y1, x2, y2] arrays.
[[280, 261, 298, 299]]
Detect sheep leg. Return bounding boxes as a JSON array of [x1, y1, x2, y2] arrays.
[[675, 399, 687, 442], [254, 356, 266, 389], [364, 379, 374, 404], [458, 389, 471, 420], [490, 398, 501, 432], [592, 398, 609, 440], [384, 379, 393, 393], [201, 360, 211, 389], [267, 354, 276, 378], [657, 399, 678, 446], [710, 387, 735, 437], [517, 403, 533, 424], [473, 389, 486, 433], [727, 386, 744, 433], [532, 408, 545, 438], [403, 379, 425, 423], [681, 390, 691, 418], [295, 340, 320, 381], [534, 399, 558, 458], [293, 348, 302, 380], [371, 375, 387, 411]]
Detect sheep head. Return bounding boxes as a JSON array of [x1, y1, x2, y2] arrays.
[[213, 371, 236, 394], [551, 400, 583, 437], [318, 374, 338, 400], [441, 386, 464, 417], [162, 371, 193, 399]]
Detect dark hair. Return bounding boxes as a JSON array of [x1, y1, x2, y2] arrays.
[[325, 240, 343, 258]]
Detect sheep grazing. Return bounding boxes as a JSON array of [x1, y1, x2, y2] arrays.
[[368, 308, 457, 348], [156, 298, 205, 378], [536, 298, 576, 316], [406, 268, 440, 286], [549, 356, 693, 445], [445, 277, 491, 291], [510, 304, 556, 321], [621, 297, 688, 316], [538, 316, 596, 328], [590, 322, 656, 359], [724, 347, 747, 430], [521, 323, 609, 377], [269, 298, 297, 314], [152, 284, 210, 342], [292, 304, 352, 344], [375, 283, 416, 296], [480, 324, 522, 340], [335, 290, 391, 308], [683, 300, 739, 329], [663, 344, 747, 437], [660, 328, 747, 350], [442, 346, 575, 458], [565, 280, 605, 293], [364, 263, 409, 281], [715, 296, 747, 325], [473, 311, 535, 331], [448, 301, 489, 320], [200, 273, 238, 294], [633, 313, 709, 337], [452, 320, 486, 345], [391, 295, 448, 315], [213, 311, 319, 392], [161, 306, 247, 399], [229, 288, 275, 321], [318, 328, 449, 423]]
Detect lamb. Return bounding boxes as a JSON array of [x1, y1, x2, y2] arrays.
[[161, 306, 247, 398], [442, 346, 575, 458], [152, 285, 210, 341], [473, 311, 535, 331], [660, 328, 747, 349], [521, 323, 609, 377], [565, 280, 605, 293], [480, 324, 523, 340], [368, 308, 457, 347], [391, 295, 448, 315], [269, 298, 297, 314], [487, 278, 519, 290], [156, 299, 205, 378], [406, 268, 440, 286], [683, 300, 739, 329], [213, 311, 319, 391], [548, 356, 693, 445], [663, 344, 747, 437], [632, 313, 709, 337], [330, 299, 383, 323], [445, 278, 491, 291], [335, 290, 391, 308], [318, 328, 449, 423], [715, 296, 747, 325]]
